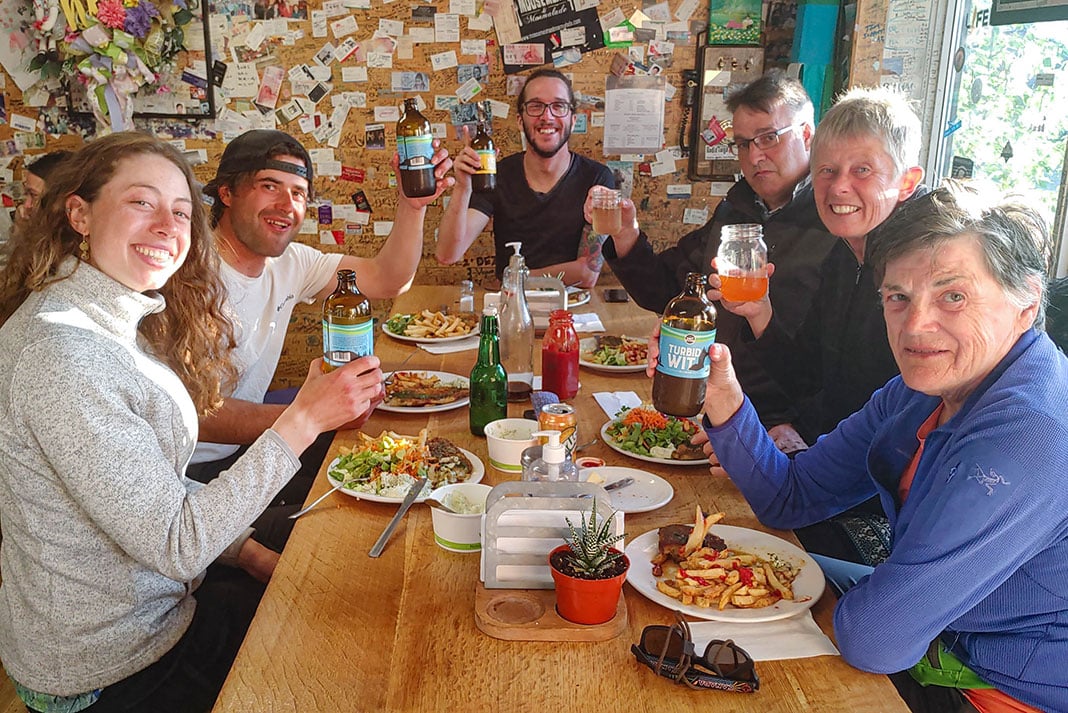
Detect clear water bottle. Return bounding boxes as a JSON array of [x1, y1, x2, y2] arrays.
[[499, 241, 534, 402]]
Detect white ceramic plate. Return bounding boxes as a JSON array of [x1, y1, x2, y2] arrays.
[[326, 447, 485, 504], [567, 286, 591, 308], [578, 336, 648, 373], [599, 421, 708, 467], [578, 466, 673, 514], [379, 371, 470, 414], [381, 319, 479, 344], [625, 526, 824, 622]]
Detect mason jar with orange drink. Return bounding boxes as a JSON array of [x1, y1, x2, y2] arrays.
[[716, 224, 768, 302]]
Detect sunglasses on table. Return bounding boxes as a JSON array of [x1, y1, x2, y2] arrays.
[[631, 612, 759, 693]]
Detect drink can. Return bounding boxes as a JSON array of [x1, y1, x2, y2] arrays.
[[539, 403, 578, 459]]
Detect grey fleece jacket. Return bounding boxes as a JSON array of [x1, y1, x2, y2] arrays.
[[0, 261, 300, 695]]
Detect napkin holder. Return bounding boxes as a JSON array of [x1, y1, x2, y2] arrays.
[[483, 276, 567, 332], [480, 481, 623, 590], [476, 481, 628, 642]]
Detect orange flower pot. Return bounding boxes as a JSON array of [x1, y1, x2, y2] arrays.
[[549, 545, 629, 625]]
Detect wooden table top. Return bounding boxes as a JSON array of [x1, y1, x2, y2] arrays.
[[213, 285, 906, 713]]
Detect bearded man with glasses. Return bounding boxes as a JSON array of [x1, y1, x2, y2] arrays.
[[437, 68, 615, 288], [600, 71, 836, 452]]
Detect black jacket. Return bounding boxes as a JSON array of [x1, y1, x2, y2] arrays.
[[749, 188, 930, 442], [605, 177, 837, 426]]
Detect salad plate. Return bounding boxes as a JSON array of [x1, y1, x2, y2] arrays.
[[600, 409, 708, 467], [326, 447, 485, 504], [625, 526, 824, 622], [578, 335, 648, 373]]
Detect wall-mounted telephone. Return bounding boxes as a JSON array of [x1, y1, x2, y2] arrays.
[[687, 45, 765, 182]]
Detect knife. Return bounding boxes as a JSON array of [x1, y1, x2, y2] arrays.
[[604, 476, 634, 492], [369, 476, 427, 558]]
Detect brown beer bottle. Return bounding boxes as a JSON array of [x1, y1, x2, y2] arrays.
[[322, 269, 373, 373], [397, 98, 436, 198], [652, 272, 717, 417], [470, 112, 496, 193]]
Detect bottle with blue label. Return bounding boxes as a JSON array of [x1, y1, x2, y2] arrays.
[[652, 272, 717, 417], [322, 269, 373, 373], [397, 98, 436, 198]]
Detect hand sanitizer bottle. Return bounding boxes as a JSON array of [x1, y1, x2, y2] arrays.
[[525, 430, 578, 482]]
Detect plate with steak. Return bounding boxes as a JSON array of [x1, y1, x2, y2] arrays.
[[381, 371, 470, 413]]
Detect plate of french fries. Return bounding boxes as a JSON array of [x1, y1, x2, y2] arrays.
[[380, 370, 470, 413], [625, 509, 824, 622], [383, 310, 479, 343]]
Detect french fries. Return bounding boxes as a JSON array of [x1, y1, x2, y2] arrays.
[[401, 310, 477, 338], [654, 509, 802, 611]]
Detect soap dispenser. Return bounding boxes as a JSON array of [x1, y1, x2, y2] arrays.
[[525, 430, 578, 482]]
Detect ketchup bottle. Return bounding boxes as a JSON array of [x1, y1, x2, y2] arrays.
[[541, 309, 579, 400]]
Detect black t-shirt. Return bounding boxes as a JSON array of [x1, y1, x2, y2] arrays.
[[470, 152, 615, 278]]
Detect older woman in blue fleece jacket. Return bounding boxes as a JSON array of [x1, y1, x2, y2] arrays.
[[681, 183, 1067, 713]]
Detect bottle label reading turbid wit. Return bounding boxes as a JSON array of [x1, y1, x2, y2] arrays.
[[323, 320, 374, 370], [656, 324, 716, 379]]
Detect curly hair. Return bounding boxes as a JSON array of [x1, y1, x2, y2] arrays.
[[0, 132, 236, 415]]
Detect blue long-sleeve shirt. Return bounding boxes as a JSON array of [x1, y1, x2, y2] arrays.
[[704, 329, 1068, 711]]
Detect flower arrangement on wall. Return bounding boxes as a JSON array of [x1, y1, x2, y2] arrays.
[[27, 0, 194, 132]]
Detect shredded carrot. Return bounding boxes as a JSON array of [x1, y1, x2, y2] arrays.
[[622, 407, 668, 430]]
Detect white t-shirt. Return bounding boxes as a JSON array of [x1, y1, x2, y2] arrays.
[[192, 242, 343, 463]]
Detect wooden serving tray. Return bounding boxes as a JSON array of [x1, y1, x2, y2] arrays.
[[474, 585, 628, 641]]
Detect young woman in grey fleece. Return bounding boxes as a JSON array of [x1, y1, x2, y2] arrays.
[[0, 133, 384, 712]]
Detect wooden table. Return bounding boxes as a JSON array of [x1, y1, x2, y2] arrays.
[[214, 286, 906, 713]]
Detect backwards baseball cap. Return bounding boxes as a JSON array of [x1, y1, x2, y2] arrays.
[[203, 129, 314, 200]]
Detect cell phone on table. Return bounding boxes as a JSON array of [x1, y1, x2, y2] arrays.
[[602, 288, 630, 303]]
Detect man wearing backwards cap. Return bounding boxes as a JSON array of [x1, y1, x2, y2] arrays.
[[188, 129, 453, 539]]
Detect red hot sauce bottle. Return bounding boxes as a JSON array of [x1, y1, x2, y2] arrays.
[[541, 309, 580, 400]]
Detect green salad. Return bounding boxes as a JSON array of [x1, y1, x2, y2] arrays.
[[605, 406, 703, 460], [385, 313, 415, 334]]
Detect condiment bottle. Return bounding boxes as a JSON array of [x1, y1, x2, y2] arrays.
[[541, 309, 579, 400], [524, 430, 578, 482], [716, 224, 768, 302], [498, 242, 534, 401], [470, 109, 497, 193], [652, 272, 717, 416], [322, 269, 372, 373], [469, 306, 508, 436], [396, 98, 436, 198], [459, 279, 475, 313]]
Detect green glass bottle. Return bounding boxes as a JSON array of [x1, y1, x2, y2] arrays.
[[469, 306, 508, 436]]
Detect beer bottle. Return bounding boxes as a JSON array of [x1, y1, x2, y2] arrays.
[[469, 306, 508, 436], [322, 269, 373, 373], [396, 98, 436, 198], [652, 272, 717, 417], [470, 112, 496, 193]]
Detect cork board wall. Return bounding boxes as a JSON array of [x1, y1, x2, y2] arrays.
[[1, 0, 800, 388]]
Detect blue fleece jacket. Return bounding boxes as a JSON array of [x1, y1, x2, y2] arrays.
[[704, 329, 1068, 711]]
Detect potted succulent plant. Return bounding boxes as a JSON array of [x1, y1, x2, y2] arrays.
[[549, 501, 629, 625]]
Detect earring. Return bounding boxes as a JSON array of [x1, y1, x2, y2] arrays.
[[79, 234, 90, 261]]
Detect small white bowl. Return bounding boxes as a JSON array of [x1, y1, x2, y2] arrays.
[[430, 483, 493, 553], [484, 418, 539, 473]]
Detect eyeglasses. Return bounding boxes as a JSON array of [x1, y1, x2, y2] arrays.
[[521, 101, 574, 118], [727, 125, 800, 155], [630, 612, 759, 693]]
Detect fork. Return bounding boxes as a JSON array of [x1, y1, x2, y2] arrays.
[[383, 350, 418, 386]]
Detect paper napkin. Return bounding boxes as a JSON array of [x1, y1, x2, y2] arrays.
[[688, 613, 840, 661], [573, 312, 605, 332], [593, 391, 642, 419], [419, 336, 479, 354]]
